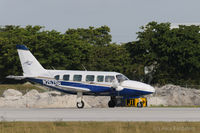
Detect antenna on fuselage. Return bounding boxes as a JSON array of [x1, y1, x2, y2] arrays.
[[51, 66, 56, 70], [81, 64, 87, 71]]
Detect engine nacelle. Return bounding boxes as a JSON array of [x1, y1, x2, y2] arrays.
[[116, 86, 124, 91]]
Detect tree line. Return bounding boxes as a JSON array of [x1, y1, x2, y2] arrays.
[[1, 22, 200, 86]]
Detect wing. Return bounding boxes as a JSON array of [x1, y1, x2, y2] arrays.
[[59, 85, 90, 92]]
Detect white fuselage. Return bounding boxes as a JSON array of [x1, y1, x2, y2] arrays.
[[28, 69, 155, 97]]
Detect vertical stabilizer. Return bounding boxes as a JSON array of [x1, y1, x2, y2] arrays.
[[16, 45, 47, 77]]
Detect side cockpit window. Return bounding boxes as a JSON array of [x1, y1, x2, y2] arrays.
[[63, 75, 70, 81], [54, 75, 60, 80], [116, 74, 129, 83], [97, 75, 104, 82], [73, 75, 82, 81], [105, 76, 115, 82]]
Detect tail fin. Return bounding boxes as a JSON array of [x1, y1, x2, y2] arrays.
[[16, 45, 47, 77]]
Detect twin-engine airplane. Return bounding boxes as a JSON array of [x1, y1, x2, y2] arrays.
[[7, 45, 155, 108]]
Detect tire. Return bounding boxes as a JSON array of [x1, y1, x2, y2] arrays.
[[146, 100, 148, 107], [137, 102, 143, 108], [77, 101, 84, 108], [108, 100, 116, 108]]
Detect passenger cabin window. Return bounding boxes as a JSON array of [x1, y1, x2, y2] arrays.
[[73, 75, 82, 81], [97, 75, 104, 82], [63, 75, 70, 81], [86, 75, 94, 82], [54, 75, 60, 80], [105, 76, 115, 82]]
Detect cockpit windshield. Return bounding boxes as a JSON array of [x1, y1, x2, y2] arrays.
[[116, 74, 129, 83]]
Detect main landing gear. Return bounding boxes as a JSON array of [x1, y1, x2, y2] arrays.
[[77, 92, 84, 108], [108, 96, 116, 108], [77, 101, 84, 108]]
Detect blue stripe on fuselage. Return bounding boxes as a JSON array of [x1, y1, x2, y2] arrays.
[[27, 78, 76, 94], [27, 78, 153, 97]]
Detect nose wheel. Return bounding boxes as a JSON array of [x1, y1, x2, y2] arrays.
[[137, 101, 143, 108]]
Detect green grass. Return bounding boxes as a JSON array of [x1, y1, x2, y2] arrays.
[[0, 122, 199, 133], [0, 84, 46, 96]]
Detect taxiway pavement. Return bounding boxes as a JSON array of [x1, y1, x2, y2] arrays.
[[0, 107, 200, 121]]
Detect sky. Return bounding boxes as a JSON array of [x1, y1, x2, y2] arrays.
[[1, 0, 200, 43]]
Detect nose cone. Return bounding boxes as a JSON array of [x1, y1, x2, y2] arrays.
[[121, 80, 155, 94], [148, 85, 155, 93]]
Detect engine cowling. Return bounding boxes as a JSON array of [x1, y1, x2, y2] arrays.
[[112, 79, 124, 91], [115, 86, 124, 91]]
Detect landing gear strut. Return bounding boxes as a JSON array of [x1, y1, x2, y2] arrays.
[[77, 92, 84, 108]]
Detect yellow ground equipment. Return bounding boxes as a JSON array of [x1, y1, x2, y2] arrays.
[[125, 97, 147, 107]]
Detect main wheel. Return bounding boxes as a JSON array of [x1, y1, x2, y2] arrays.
[[108, 100, 116, 108], [77, 101, 84, 108], [137, 102, 143, 108]]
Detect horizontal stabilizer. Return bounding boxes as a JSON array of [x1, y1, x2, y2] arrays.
[[6, 75, 31, 80]]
